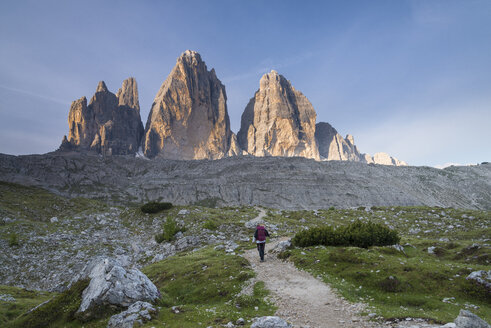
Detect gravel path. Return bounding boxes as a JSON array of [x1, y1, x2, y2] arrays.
[[244, 238, 379, 328]]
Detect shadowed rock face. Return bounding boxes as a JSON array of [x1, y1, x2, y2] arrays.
[[237, 70, 319, 160], [315, 122, 362, 161], [59, 78, 144, 156], [315, 122, 407, 166], [143, 50, 239, 159]]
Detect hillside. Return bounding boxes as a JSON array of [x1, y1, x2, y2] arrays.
[[0, 153, 490, 210]]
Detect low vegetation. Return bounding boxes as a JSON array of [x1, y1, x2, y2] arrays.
[[1, 181, 489, 326], [154, 217, 186, 243], [141, 246, 275, 327], [292, 220, 400, 248], [281, 206, 490, 323], [140, 201, 173, 214]]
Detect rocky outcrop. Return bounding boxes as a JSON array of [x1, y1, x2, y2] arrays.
[[2, 154, 490, 210], [59, 78, 144, 156], [315, 122, 362, 161], [315, 122, 407, 166], [107, 301, 157, 328], [77, 258, 160, 319], [454, 309, 490, 328], [143, 50, 238, 159], [237, 70, 319, 160]]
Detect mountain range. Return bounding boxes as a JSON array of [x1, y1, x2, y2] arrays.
[[58, 50, 406, 166]]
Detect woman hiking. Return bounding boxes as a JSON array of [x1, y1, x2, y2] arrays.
[[253, 224, 270, 262]]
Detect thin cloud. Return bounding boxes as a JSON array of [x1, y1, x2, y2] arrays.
[[222, 51, 315, 83], [0, 84, 70, 106]]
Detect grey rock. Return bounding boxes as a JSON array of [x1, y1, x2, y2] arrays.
[[236, 317, 245, 325], [251, 316, 292, 328], [50, 217, 58, 223], [77, 258, 160, 319], [454, 309, 490, 328], [0, 154, 490, 210], [59, 78, 144, 156], [107, 301, 157, 328], [238, 70, 319, 160], [466, 270, 491, 289], [315, 122, 406, 166], [270, 240, 291, 253], [143, 50, 237, 159]]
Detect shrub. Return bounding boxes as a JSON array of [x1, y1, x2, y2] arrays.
[[141, 201, 173, 214], [202, 220, 218, 231], [292, 220, 400, 248], [8, 233, 19, 247], [155, 218, 186, 243]]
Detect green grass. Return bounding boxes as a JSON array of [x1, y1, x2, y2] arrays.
[[4, 279, 111, 328], [283, 205, 491, 324], [142, 246, 275, 327], [0, 285, 54, 325]]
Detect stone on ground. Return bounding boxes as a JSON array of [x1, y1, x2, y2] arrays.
[[107, 301, 157, 328], [76, 258, 160, 319], [454, 309, 490, 328], [251, 316, 292, 328]]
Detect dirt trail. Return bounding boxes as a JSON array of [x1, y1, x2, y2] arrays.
[[244, 209, 378, 327]]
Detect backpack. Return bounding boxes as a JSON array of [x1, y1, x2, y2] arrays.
[[257, 226, 266, 241]]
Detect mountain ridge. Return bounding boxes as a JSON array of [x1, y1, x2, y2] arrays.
[[57, 50, 407, 165]]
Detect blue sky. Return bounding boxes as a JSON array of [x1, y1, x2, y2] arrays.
[[0, 0, 490, 167]]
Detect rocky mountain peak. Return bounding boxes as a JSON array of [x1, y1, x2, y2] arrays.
[[59, 79, 144, 155], [116, 77, 140, 112], [238, 70, 319, 160], [96, 81, 108, 93], [346, 134, 355, 145], [142, 51, 239, 159]]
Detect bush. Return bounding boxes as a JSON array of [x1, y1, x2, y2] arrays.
[[8, 234, 19, 247], [141, 201, 173, 214], [202, 220, 218, 231], [155, 218, 186, 243], [292, 220, 400, 248]]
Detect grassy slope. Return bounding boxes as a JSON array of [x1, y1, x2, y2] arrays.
[[278, 206, 490, 323], [1, 182, 489, 325], [142, 246, 275, 327]]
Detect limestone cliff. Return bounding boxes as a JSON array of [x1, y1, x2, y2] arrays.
[[59, 78, 144, 155], [142, 50, 238, 159], [237, 70, 319, 160], [315, 122, 362, 161], [315, 122, 407, 166]]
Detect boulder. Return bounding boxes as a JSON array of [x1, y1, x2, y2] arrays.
[[76, 258, 160, 319], [454, 309, 490, 328], [237, 70, 319, 160], [270, 240, 292, 253], [107, 301, 157, 328], [143, 50, 238, 159], [251, 316, 292, 328], [466, 270, 491, 290]]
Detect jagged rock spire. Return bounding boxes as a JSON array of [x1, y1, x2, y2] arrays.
[[237, 70, 319, 160], [142, 50, 240, 159]]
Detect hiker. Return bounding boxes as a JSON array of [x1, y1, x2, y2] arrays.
[[253, 224, 270, 262]]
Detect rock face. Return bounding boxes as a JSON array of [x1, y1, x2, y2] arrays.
[[315, 122, 362, 161], [143, 50, 238, 159], [59, 78, 144, 155], [3, 154, 490, 211], [237, 70, 319, 160], [77, 258, 160, 319], [315, 122, 407, 166]]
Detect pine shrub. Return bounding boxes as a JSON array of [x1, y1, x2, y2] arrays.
[[141, 201, 173, 214], [292, 220, 400, 248], [155, 218, 186, 243]]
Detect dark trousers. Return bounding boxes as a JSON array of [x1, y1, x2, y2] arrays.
[[257, 242, 265, 261]]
